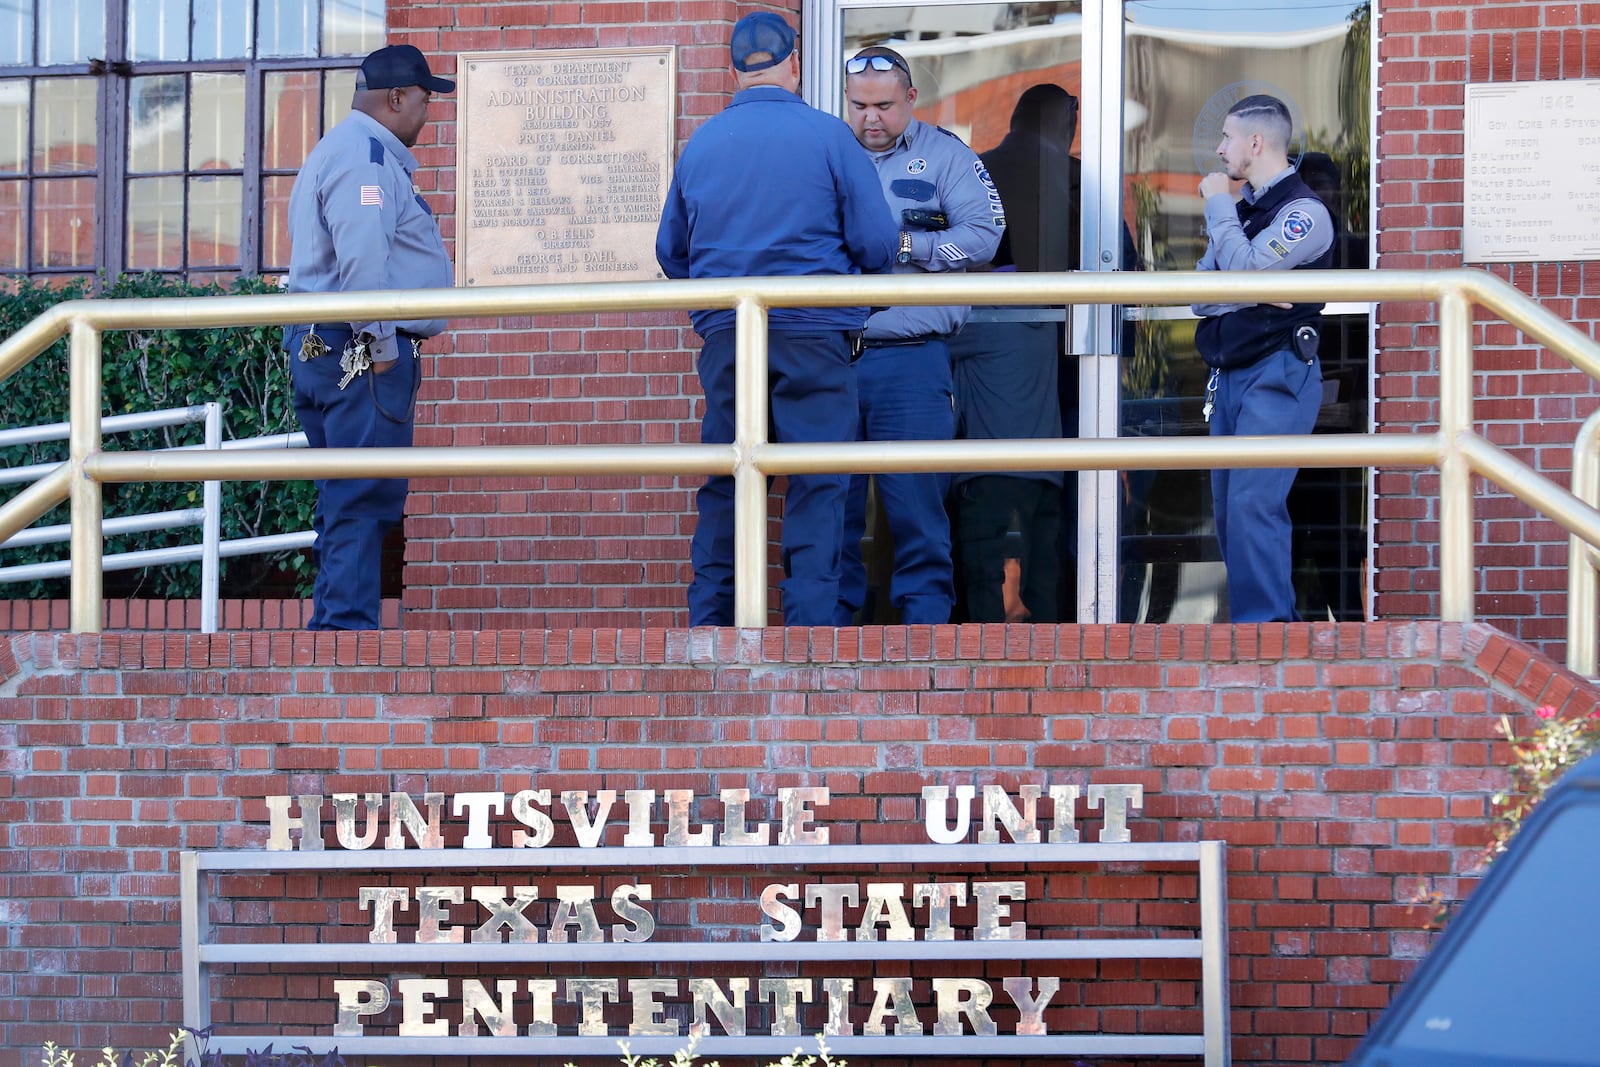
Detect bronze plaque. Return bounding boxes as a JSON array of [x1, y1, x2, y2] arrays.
[[455, 47, 676, 286]]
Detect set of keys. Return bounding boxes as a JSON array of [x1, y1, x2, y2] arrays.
[[1202, 368, 1219, 424], [337, 334, 374, 390]]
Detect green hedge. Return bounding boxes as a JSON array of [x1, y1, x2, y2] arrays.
[[0, 274, 317, 599]]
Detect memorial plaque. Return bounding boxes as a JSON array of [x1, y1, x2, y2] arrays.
[[1464, 79, 1600, 263], [456, 47, 676, 285]]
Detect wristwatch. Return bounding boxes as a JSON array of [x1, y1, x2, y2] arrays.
[[896, 231, 913, 265]]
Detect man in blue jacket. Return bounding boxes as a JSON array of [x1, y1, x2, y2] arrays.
[[656, 14, 899, 627], [836, 46, 1005, 625]]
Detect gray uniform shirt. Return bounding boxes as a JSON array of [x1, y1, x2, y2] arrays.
[[863, 119, 1005, 341], [1191, 165, 1332, 318], [286, 110, 453, 353]]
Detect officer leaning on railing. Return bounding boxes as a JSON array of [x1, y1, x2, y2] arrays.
[[282, 44, 455, 631]]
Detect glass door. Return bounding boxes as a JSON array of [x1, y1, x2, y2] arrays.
[[805, 0, 1371, 623], [1119, 0, 1372, 622]]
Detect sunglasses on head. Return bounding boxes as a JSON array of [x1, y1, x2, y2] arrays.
[[845, 54, 908, 75]]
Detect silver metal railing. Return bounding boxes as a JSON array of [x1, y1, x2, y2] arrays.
[[0, 403, 311, 633], [1, 268, 1598, 666]]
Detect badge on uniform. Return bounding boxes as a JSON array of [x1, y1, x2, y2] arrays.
[[907, 158, 927, 174], [1280, 209, 1315, 242]]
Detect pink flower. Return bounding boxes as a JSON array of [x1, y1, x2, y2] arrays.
[[1536, 705, 1557, 720]]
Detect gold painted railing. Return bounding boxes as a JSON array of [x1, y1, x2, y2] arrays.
[[2, 269, 1599, 670]]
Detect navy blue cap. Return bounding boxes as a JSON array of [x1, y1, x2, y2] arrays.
[[730, 12, 795, 73], [358, 44, 455, 93]]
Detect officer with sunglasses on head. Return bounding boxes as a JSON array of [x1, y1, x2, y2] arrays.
[[835, 46, 1006, 625]]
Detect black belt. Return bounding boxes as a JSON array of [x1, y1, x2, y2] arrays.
[[863, 334, 942, 350], [290, 324, 427, 344]]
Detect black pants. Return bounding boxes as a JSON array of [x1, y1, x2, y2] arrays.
[[955, 475, 1062, 623]]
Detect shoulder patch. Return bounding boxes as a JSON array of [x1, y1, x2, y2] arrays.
[[368, 138, 386, 165], [1280, 208, 1315, 243], [1268, 238, 1291, 258], [974, 159, 1003, 219]]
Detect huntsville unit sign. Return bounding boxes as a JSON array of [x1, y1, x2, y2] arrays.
[[183, 783, 1230, 1060]]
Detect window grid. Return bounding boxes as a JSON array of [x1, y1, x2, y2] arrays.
[[0, 0, 381, 280]]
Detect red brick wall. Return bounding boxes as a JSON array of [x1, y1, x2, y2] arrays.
[[1372, 1, 1600, 656], [386, 3, 753, 630], [0, 621, 1591, 1066]]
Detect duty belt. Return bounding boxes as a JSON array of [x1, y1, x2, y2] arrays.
[[862, 334, 943, 350], [292, 324, 426, 360]]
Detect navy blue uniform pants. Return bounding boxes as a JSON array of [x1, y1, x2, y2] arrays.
[[689, 328, 857, 626], [835, 338, 957, 625], [1209, 345, 1321, 623], [286, 326, 417, 630]]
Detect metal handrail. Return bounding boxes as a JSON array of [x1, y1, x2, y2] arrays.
[[1, 268, 1598, 658]]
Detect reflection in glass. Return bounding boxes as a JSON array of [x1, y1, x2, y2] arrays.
[[128, 75, 185, 174], [190, 73, 245, 170], [260, 0, 318, 58], [126, 175, 182, 270], [0, 180, 23, 269], [34, 78, 97, 174], [1, 2, 33, 66], [1119, 0, 1372, 622], [325, 70, 356, 131], [264, 71, 320, 170], [33, 176, 94, 268], [261, 173, 294, 271], [193, 0, 253, 60], [0, 80, 27, 174], [128, 0, 186, 62], [188, 174, 240, 266], [324, 0, 384, 57], [40, 0, 106, 66]]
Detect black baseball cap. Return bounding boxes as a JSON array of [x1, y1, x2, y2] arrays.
[[730, 12, 795, 73], [358, 44, 455, 93]]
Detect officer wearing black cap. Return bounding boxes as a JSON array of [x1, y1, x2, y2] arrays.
[[283, 43, 454, 630]]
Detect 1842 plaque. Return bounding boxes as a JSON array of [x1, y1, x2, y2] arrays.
[[456, 47, 675, 285]]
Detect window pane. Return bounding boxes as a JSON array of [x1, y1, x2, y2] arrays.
[[0, 80, 27, 175], [40, 0, 106, 65], [33, 177, 94, 268], [264, 70, 319, 170], [190, 72, 244, 170], [126, 174, 182, 270], [34, 78, 97, 174], [324, 69, 355, 131], [323, 0, 384, 57], [261, 173, 294, 271], [0, 1, 33, 66], [187, 174, 240, 266], [193, 0, 253, 60], [0, 180, 24, 269], [127, 0, 186, 62], [128, 75, 184, 174], [259, 0, 316, 58]]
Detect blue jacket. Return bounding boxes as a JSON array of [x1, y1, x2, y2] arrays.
[[655, 86, 898, 338], [285, 110, 453, 347], [862, 119, 1005, 341]]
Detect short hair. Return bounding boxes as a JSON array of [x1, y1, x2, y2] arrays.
[[1226, 94, 1292, 152], [847, 45, 913, 90]]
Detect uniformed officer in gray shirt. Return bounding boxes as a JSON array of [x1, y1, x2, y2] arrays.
[[283, 43, 454, 630], [835, 45, 1006, 625]]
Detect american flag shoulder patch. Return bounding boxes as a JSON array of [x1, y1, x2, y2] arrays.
[[359, 185, 383, 206]]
